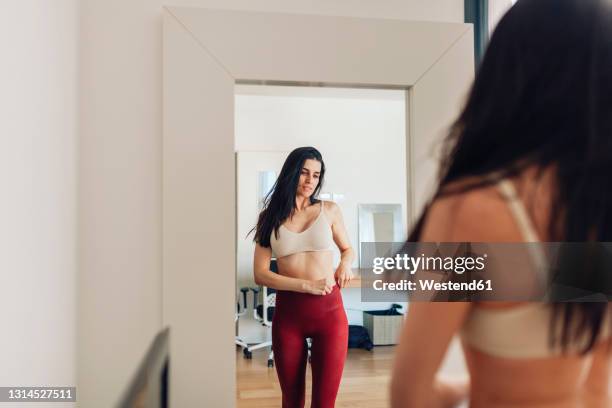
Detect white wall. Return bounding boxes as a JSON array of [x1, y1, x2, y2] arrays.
[[79, 1, 463, 407], [0, 0, 78, 405], [488, 0, 514, 35]]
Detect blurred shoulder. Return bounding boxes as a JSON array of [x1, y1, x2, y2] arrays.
[[421, 176, 522, 242]]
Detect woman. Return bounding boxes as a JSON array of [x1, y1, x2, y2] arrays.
[[252, 146, 354, 408], [391, 0, 612, 407]]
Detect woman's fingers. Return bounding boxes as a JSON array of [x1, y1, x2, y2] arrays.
[[337, 272, 352, 288], [313, 276, 342, 294]]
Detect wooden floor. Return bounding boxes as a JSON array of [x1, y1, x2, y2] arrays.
[[236, 346, 396, 407]]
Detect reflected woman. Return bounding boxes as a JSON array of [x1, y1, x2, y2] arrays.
[[251, 146, 354, 408]]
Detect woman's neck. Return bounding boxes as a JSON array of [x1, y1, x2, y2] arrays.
[[294, 195, 312, 212]]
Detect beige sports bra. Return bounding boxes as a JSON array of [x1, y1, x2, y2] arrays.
[[460, 179, 611, 358], [270, 201, 335, 258]]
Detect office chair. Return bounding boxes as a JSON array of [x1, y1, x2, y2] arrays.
[[243, 259, 277, 367], [244, 285, 276, 367], [235, 287, 249, 351]]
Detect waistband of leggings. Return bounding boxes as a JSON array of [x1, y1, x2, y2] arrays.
[[275, 283, 341, 306]]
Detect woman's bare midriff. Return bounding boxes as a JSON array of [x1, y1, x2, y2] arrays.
[[464, 340, 610, 408], [276, 251, 335, 282]]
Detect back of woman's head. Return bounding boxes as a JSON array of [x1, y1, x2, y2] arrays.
[[436, 0, 612, 241], [411, 0, 612, 353]]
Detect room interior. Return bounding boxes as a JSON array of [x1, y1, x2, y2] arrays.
[[6, 1, 522, 407]]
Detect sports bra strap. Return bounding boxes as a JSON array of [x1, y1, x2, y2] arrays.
[[496, 179, 540, 242], [497, 179, 549, 291]]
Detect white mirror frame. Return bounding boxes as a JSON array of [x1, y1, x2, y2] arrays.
[[163, 7, 474, 406]]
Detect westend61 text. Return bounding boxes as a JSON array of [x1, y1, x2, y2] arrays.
[[373, 279, 493, 291]]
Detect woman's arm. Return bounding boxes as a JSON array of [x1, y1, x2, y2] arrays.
[[253, 243, 334, 295], [582, 332, 612, 406], [391, 186, 509, 407], [390, 193, 472, 407], [390, 302, 470, 408], [327, 201, 355, 288]]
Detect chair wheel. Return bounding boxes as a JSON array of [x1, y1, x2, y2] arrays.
[[267, 359, 274, 368], [244, 349, 252, 359]]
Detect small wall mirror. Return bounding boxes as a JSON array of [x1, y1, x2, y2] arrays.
[[358, 203, 405, 268], [258, 170, 276, 210]]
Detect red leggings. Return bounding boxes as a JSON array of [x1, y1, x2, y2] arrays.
[[272, 285, 348, 408]]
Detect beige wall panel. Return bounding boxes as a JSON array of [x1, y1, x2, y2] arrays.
[[163, 12, 236, 407], [410, 28, 475, 222], [168, 6, 468, 86], [163, 7, 473, 407]]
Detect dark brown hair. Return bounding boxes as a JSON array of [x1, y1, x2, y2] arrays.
[[409, 0, 612, 353], [251, 147, 325, 247]]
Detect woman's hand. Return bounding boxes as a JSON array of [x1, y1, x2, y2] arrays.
[[334, 262, 353, 288], [303, 276, 335, 295]]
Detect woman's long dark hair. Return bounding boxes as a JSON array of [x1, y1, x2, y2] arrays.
[[252, 147, 325, 247], [408, 0, 612, 353]]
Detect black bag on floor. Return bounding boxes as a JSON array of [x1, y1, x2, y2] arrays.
[[348, 325, 373, 351]]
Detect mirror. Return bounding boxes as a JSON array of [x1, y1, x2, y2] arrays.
[[358, 203, 405, 268], [162, 8, 474, 405], [258, 170, 276, 210]]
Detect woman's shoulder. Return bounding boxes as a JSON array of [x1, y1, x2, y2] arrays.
[[422, 175, 521, 242], [320, 199, 339, 212], [433, 175, 507, 216], [320, 200, 342, 223], [427, 166, 555, 242]]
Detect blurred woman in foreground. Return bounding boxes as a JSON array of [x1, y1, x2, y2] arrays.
[[391, 0, 612, 406]]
